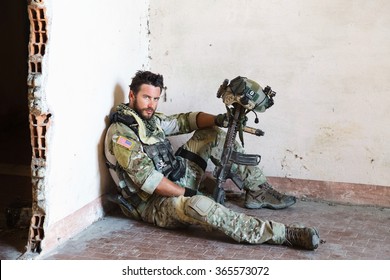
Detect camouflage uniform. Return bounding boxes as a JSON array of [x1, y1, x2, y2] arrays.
[[105, 103, 286, 245]]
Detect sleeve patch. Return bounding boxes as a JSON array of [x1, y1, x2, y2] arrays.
[[116, 136, 135, 150]]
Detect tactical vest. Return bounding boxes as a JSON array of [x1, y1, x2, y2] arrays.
[[109, 111, 186, 182]]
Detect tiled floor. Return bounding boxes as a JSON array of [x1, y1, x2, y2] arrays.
[[8, 198, 385, 260]]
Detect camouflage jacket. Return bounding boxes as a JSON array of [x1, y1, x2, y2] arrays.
[[105, 103, 199, 197]]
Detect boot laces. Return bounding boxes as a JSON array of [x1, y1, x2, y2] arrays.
[[261, 182, 284, 200], [285, 227, 302, 246]]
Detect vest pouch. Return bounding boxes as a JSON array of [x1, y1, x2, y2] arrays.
[[168, 156, 186, 182], [143, 139, 186, 181]]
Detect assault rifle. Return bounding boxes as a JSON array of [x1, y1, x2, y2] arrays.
[[212, 77, 276, 204]]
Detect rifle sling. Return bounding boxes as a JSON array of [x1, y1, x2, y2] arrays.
[[175, 146, 207, 171]]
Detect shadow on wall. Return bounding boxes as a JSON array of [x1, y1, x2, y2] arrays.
[[98, 84, 127, 213]]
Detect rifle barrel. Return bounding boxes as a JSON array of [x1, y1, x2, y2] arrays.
[[243, 126, 264, 136]]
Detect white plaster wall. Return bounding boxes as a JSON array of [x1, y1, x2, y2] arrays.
[[44, 0, 149, 225], [149, 0, 390, 187], [40, 0, 390, 232]]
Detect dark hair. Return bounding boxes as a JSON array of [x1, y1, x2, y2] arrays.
[[129, 70, 164, 94]]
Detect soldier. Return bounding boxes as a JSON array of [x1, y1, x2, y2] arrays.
[[104, 70, 320, 250]]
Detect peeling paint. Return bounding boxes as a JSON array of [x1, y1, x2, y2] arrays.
[[286, 149, 303, 160], [281, 149, 310, 177]]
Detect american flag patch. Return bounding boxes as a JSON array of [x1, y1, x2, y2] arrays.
[[117, 136, 134, 149]]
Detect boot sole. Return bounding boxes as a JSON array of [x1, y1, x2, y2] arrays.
[[245, 199, 296, 210], [310, 228, 320, 250], [284, 227, 320, 250]]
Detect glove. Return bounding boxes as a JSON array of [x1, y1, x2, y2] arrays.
[[214, 112, 248, 128], [214, 113, 228, 128], [184, 187, 201, 197]]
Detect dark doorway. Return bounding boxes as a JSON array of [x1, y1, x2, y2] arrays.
[[0, 1, 32, 259]]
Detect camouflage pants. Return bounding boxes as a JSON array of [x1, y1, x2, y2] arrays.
[[126, 127, 286, 245], [139, 194, 286, 245]]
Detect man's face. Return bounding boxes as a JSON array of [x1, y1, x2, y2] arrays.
[[129, 84, 161, 120]]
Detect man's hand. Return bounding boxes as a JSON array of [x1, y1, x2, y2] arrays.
[[214, 113, 228, 128], [214, 112, 248, 128]]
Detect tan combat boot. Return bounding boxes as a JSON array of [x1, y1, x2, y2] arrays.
[[284, 225, 320, 250], [245, 182, 296, 209]]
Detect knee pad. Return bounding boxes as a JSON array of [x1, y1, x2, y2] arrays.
[[184, 195, 216, 222]]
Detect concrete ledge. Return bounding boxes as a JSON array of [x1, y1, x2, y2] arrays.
[[266, 177, 389, 208], [38, 195, 115, 257], [206, 172, 389, 208]]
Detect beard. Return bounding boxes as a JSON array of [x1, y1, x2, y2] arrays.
[[133, 98, 155, 120]]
